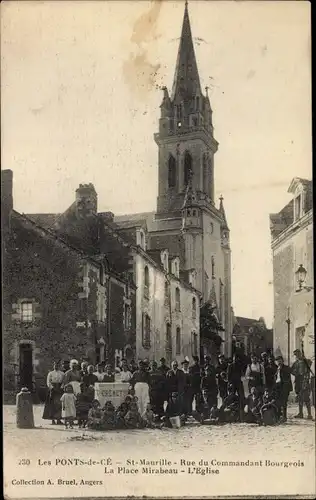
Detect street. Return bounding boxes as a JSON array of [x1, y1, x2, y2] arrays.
[[4, 404, 315, 498]]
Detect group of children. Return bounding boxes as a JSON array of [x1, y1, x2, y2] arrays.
[[60, 383, 158, 430]]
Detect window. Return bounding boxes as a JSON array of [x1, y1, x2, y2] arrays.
[[175, 287, 181, 311], [164, 281, 170, 305], [21, 302, 33, 322], [191, 331, 198, 356], [124, 303, 130, 329], [144, 266, 149, 298], [140, 231, 145, 249], [196, 96, 200, 111], [176, 327, 181, 355], [211, 256, 215, 279], [168, 155, 176, 188], [142, 314, 151, 348], [295, 195, 302, 221], [192, 297, 196, 319], [184, 151, 193, 186], [219, 279, 224, 322], [177, 104, 182, 120], [166, 323, 172, 352]]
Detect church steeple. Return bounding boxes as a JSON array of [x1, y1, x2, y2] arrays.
[[154, 0, 218, 215], [171, 1, 202, 101]]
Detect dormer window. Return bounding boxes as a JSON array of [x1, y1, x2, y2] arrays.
[[172, 258, 180, 278], [138, 230, 146, 250], [161, 251, 169, 272], [294, 194, 302, 221]]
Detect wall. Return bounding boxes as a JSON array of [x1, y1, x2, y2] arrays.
[[272, 212, 314, 363], [3, 214, 92, 395], [134, 251, 200, 363]]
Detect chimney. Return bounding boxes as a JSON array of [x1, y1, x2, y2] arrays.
[[75, 183, 97, 218], [1, 169, 13, 231]]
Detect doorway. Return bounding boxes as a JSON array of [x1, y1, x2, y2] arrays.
[[19, 343, 33, 390]]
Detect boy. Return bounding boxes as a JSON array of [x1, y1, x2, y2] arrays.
[[76, 382, 91, 428], [244, 386, 262, 424], [260, 389, 278, 426]]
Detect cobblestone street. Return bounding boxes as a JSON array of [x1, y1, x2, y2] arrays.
[[4, 404, 315, 498]]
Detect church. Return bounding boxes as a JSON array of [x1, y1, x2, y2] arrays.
[[115, 2, 233, 357]]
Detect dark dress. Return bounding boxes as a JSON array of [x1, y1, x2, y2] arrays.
[[264, 363, 277, 391], [42, 383, 63, 420], [149, 369, 166, 416]]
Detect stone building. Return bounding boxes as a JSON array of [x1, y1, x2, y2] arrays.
[[25, 180, 200, 367], [232, 316, 273, 357], [270, 177, 314, 364], [115, 2, 233, 357], [2, 170, 133, 399]]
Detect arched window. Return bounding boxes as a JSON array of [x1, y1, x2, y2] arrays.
[[184, 151, 193, 186], [144, 266, 149, 298], [166, 323, 172, 352], [175, 287, 181, 311], [191, 331, 198, 356], [168, 155, 176, 188], [140, 231, 145, 249], [142, 313, 151, 348], [196, 96, 200, 111], [192, 297, 196, 319], [176, 327, 181, 355]]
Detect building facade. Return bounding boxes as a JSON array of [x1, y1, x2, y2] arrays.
[[270, 177, 314, 364], [232, 316, 273, 357], [115, 3, 233, 357], [2, 171, 133, 400]]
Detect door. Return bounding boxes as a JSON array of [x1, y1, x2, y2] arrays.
[[19, 343, 33, 390]]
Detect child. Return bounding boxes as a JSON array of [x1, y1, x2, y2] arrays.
[[115, 402, 128, 429], [101, 401, 116, 430], [60, 384, 76, 429], [76, 382, 91, 428], [163, 392, 181, 428], [244, 387, 262, 425], [142, 403, 155, 428], [125, 401, 143, 429], [87, 399, 103, 430], [260, 389, 278, 426], [218, 384, 240, 423]]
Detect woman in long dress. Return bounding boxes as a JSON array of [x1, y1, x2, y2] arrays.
[[42, 361, 64, 424], [63, 359, 81, 395], [130, 361, 151, 415]]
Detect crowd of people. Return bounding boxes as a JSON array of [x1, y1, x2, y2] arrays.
[[42, 349, 314, 430]]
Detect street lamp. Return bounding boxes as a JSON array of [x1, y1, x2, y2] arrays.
[[295, 264, 307, 290], [285, 307, 291, 366], [295, 264, 314, 291]]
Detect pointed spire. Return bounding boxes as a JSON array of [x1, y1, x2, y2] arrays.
[[207, 282, 219, 318], [171, 1, 202, 101], [219, 195, 228, 229], [182, 175, 198, 208]]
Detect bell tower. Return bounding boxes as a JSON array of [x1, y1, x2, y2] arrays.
[[154, 1, 218, 216]]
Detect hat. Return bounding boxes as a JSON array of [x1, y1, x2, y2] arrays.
[[70, 359, 79, 365], [293, 349, 301, 355], [182, 356, 190, 364], [275, 355, 283, 361], [160, 357, 166, 362], [218, 354, 225, 359]]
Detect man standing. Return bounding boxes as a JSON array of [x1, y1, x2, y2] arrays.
[[274, 355, 293, 422], [166, 360, 185, 414], [216, 354, 228, 402], [181, 358, 191, 417], [227, 353, 245, 421], [189, 355, 202, 413], [291, 349, 313, 420]]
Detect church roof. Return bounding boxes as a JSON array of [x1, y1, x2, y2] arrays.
[[171, 1, 202, 101]]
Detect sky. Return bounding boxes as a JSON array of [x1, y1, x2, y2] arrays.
[[1, 0, 312, 327]]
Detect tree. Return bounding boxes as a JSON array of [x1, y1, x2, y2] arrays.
[[200, 302, 224, 349]]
